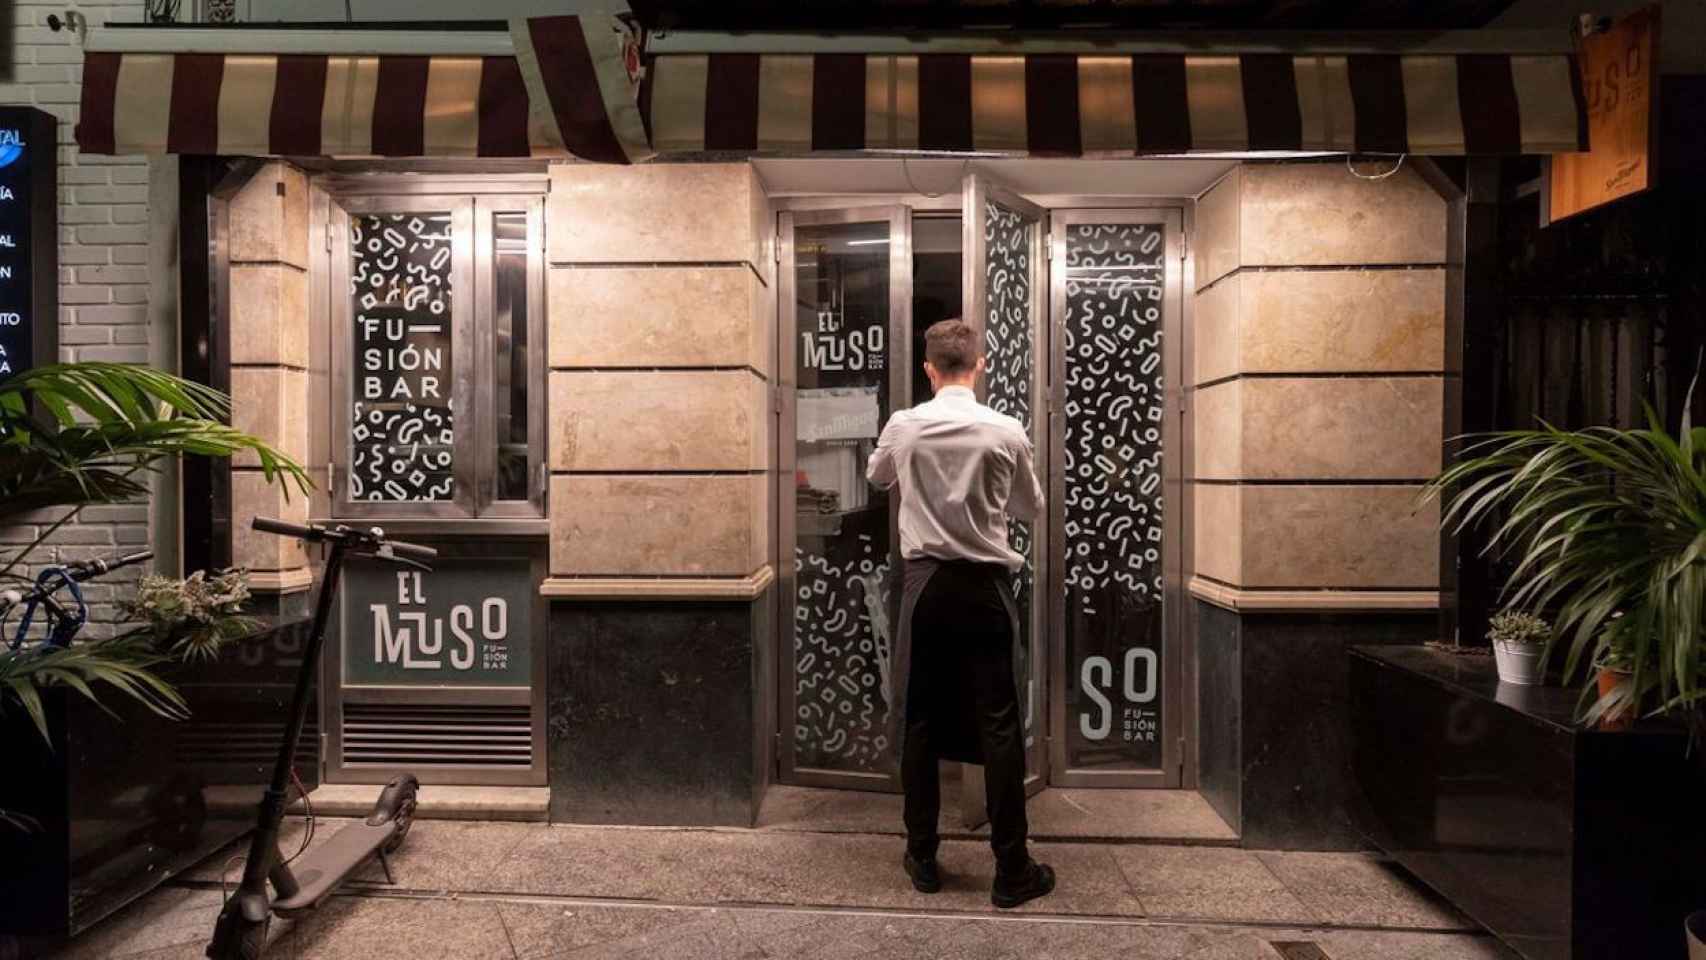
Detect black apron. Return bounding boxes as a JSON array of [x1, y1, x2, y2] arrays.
[[884, 556, 1026, 765]]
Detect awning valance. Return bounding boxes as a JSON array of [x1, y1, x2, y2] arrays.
[[642, 50, 1587, 157], [74, 17, 650, 163], [74, 17, 1588, 162]]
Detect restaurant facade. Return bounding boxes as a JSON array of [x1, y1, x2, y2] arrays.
[[67, 11, 1589, 849]]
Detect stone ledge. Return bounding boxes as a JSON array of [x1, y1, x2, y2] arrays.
[[247, 567, 314, 595], [540, 566, 775, 601], [1189, 576, 1440, 612], [290, 784, 548, 822]]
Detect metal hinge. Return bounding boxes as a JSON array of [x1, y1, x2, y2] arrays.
[[772, 236, 781, 263], [772, 386, 785, 414], [1180, 230, 1189, 262], [325, 221, 335, 253], [1177, 735, 1187, 780], [1044, 238, 1054, 261]]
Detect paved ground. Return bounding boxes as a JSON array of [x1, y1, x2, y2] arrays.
[[53, 818, 1516, 960]]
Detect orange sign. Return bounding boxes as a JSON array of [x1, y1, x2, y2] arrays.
[[1547, 5, 1660, 224]]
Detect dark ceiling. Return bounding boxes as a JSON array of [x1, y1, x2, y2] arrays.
[[626, 0, 1524, 32]]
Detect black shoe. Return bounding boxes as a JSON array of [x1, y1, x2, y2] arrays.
[[904, 852, 942, 893], [992, 861, 1055, 909]]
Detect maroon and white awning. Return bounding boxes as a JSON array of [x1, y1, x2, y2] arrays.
[[75, 17, 1588, 162], [641, 50, 1587, 156], [75, 16, 650, 163]]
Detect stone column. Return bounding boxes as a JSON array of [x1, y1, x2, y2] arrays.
[[226, 163, 313, 604], [541, 163, 775, 826], [1188, 162, 1450, 848]]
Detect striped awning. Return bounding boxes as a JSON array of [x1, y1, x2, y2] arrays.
[[75, 17, 1588, 162], [74, 16, 649, 163], [642, 51, 1588, 156]]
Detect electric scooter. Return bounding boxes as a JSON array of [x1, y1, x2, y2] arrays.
[[207, 518, 436, 960]]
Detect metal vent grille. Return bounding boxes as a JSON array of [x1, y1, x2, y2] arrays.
[[340, 703, 532, 767]]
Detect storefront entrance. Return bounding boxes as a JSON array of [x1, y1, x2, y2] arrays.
[[775, 164, 1189, 799]]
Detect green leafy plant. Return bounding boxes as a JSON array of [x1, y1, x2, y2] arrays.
[[1, 363, 310, 743], [1424, 394, 1706, 726], [1487, 610, 1551, 648]]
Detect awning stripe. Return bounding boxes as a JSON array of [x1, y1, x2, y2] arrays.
[[168, 53, 224, 155], [639, 49, 1585, 156], [78, 52, 122, 155], [478, 56, 532, 158], [271, 54, 328, 156]]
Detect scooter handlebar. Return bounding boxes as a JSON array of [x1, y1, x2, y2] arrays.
[[387, 540, 438, 563], [253, 516, 318, 539]]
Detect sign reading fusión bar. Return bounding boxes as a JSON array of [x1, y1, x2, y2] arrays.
[[342, 557, 531, 687]]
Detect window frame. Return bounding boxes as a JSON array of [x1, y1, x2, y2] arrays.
[[327, 184, 546, 522]]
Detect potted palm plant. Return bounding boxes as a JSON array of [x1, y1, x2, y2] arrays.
[[1424, 396, 1705, 731], [1486, 609, 1550, 685]]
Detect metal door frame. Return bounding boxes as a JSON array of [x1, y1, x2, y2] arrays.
[[961, 172, 1051, 801], [776, 205, 914, 792], [1046, 207, 1187, 789]]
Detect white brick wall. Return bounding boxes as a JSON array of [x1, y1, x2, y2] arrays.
[[4, 2, 154, 637]]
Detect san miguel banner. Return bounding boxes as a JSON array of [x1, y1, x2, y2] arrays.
[[0, 106, 56, 381], [1547, 6, 1660, 223]]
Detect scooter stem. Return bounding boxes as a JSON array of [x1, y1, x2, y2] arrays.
[[232, 539, 349, 901]]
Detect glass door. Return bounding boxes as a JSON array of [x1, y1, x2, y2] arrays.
[[778, 207, 912, 791], [956, 173, 1050, 820], [1048, 209, 1185, 789]]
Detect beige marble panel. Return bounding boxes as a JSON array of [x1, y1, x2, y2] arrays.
[[228, 162, 310, 269], [1191, 482, 1242, 586], [1192, 274, 1240, 386], [548, 162, 765, 265], [230, 366, 309, 467], [1194, 168, 1241, 290], [230, 469, 309, 573], [547, 266, 769, 374], [1239, 485, 1440, 588], [548, 370, 767, 471], [1239, 164, 1448, 267], [1239, 377, 1443, 480], [1191, 380, 1241, 480], [229, 264, 309, 367], [1239, 269, 1446, 373], [549, 474, 765, 576]]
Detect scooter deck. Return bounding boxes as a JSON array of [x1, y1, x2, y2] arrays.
[[272, 820, 395, 915]]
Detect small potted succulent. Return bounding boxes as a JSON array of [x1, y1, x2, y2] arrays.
[[1487, 610, 1549, 686]]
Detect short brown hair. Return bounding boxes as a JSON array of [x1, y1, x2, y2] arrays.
[[924, 318, 979, 375]]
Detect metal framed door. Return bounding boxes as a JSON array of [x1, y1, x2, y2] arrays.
[[958, 173, 1051, 816], [778, 206, 913, 792], [1047, 208, 1186, 789]]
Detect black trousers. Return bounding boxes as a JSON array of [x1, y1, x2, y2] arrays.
[[902, 562, 1030, 876]]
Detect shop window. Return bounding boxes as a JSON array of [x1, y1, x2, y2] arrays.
[[331, 196, 545, 520]]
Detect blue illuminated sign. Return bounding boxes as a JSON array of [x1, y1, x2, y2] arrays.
[[0, 109, 54, 381]]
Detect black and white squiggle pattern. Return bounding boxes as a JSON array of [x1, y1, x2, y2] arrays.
[[793, 527, 892, 772], [1062, 223, 1165, 611], [981, 199, 1040, 738], [349, 213, 456, 502]]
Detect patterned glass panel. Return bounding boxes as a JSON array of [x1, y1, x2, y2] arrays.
[[1061, 221, 1166, 772], [349, 212, 456, 502], [792, 220, 894, 774], [980, 198, 1041, 746]]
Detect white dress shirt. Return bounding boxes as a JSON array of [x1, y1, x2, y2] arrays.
[[866, 385, 1045, 572]]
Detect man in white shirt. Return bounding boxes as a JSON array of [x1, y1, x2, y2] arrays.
[[867, 319, 1054, 909]]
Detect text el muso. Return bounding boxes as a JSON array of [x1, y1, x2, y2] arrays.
[[371, 571, 511, 671], [802, 311, 885, 371]]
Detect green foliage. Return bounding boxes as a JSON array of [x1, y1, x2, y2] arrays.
[[0, 362, 310, 525], [1487, 610, 1551, 647], [1424, 396, 1706, 725], [0, 363, 311, 748]]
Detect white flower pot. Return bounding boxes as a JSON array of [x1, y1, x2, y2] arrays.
[[1492, 639, 1545, 685]]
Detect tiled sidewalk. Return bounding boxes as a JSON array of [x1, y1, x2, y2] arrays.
[[53, 819, 1514, 960]]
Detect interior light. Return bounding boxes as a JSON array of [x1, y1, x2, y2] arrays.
[[845, 238, 890, 246]]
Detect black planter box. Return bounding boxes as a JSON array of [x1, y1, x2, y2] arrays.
[[1348, 645, 1706, 960], [0, 621, 315, 950]]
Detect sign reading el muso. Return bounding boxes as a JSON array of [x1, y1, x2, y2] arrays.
[[342, 557, 531, 687]]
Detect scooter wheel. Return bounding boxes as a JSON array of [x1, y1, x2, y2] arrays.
[[378, 777, 419, 854], [208, 912, 269, 960]]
